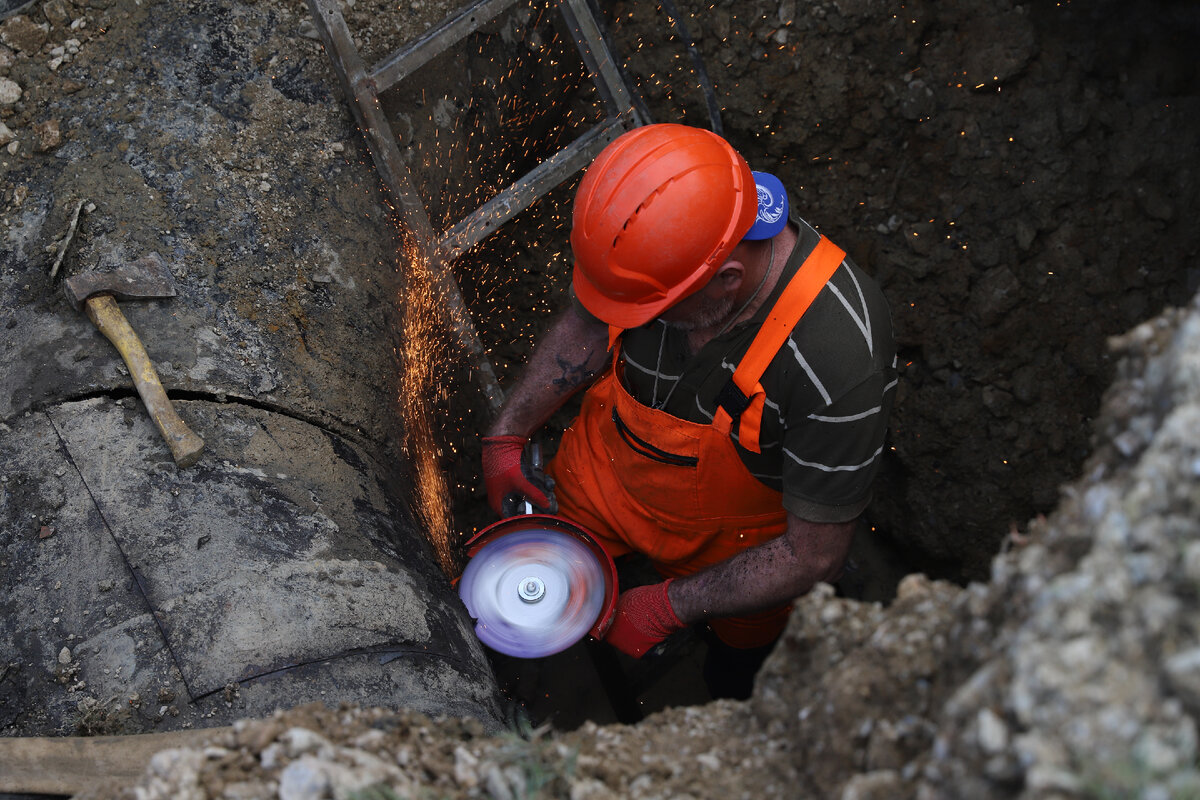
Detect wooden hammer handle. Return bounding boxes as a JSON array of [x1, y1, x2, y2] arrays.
[[85, 294, 205, 468]]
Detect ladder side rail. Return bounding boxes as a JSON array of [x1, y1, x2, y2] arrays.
[[369, 0, 521, 93], [557, 0, 643, 125], [305, 0, 504, 412], [305, 0, 437, 246]]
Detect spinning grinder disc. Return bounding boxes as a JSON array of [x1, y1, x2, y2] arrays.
[[459, 524, 612, 658]]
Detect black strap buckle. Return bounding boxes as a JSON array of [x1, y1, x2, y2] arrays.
[[715, 378, 751, 422]]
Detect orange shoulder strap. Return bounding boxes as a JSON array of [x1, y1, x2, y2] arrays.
[[712, 235, 846, 453]]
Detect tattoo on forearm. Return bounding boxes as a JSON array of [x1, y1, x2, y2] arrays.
[[552, 354, 598, 393]]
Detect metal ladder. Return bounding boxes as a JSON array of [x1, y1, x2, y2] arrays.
[[304, 0, 644, 411]]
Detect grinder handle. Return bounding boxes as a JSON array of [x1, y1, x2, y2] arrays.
[[84, 294, 205, 468]]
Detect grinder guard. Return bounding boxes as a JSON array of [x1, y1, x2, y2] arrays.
[[459, 515, 619, 658]]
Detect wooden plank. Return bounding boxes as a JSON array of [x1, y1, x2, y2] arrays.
[[0, 728, 227, 796]]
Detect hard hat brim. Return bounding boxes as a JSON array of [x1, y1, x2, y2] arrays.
[[572, 259, 712, 330]]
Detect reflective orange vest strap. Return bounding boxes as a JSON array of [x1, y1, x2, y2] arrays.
[[712, 236, 846, 453]]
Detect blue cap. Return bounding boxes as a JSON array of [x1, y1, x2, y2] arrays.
[[743, 171, 788, 241]]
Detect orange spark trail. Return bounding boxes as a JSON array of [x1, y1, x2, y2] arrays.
[[397, 238, 457, 578]]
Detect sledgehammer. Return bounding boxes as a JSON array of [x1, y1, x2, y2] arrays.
[[64, 252, 205, 467]]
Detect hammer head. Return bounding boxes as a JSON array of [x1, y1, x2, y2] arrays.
[[63, 252, 177, 312]]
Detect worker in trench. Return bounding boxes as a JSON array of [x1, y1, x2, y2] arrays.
[[481, 123, 897, 698]]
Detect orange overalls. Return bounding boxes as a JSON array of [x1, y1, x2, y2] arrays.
[[547, 237, 846, 648]]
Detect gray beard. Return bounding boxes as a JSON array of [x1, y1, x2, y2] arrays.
[[660, 294, 736, 332]]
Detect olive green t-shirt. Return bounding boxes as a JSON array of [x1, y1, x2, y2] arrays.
[[576, 215, 897, 523]]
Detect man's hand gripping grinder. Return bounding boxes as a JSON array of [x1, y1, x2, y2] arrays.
[[458, 443, 617, 658]]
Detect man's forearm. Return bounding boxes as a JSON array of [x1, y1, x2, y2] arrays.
[[667, 515, 857, 624], [487, 306, 610, 438]]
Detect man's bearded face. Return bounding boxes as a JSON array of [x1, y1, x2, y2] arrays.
[[660, 290, 736, 331]]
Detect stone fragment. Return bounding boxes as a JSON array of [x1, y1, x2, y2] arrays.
[[970, 266, 1021, 326], [569, 779, 618, 800], [33, 118, 61, 152], [0, 76, 20, 105], [1183, 541, 1200, 583], [277, 757, 329, 800], [840, 770, 903, 800], [1015, 218, 1037, 250], [961, 10, 1036, 88], [903, 221, 936, 256], [0, 16, 49, 54], [453, 745, 480, 788], [1135, 184, 1175, 222], [42, 0, 72, 29], [297, 19, 320, 40], [282, 727, 329, 758], [1164, 648, 1200, 716], [975, 708, 1008, 754], [147, 747, 205, 781], [898, 79, 935, 122]]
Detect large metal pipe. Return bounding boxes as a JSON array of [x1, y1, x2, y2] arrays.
[[0, 0, 503, 736], [0, 399, 503, 734]]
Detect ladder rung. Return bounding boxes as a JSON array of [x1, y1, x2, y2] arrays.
[[434, 116, 630, 263], [370, 0, 520, 93], [306, 0, 644, 414]]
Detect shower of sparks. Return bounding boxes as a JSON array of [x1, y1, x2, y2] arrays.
[[378, 2, 603, 575], [396, 238, 457, 578]]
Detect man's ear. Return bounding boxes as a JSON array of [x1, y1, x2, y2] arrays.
[[714, 261, 745, 292]]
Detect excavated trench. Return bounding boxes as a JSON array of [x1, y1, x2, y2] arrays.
[[1, 0, 1198, 745], [306, 0, 1200, 726]]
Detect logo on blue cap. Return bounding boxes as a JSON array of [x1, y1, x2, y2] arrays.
[[744, 171, 788, 241]]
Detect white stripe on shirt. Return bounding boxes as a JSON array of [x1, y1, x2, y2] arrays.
[[623, 350, 681, 382], [827, 269, 873, 357], [808, 406, 883, 423], [787, 338, 832, 405], [784, 444, 884, 473]]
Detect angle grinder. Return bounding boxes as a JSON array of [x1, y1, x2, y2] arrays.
[[459, 446, 617, 658]]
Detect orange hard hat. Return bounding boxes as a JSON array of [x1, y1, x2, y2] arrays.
[[570, 124, 758, 329]]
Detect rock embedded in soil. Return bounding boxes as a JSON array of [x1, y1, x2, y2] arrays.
[[0, 74, 19, 103]]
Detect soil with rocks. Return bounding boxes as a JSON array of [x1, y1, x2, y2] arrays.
[[2, 0, 1199, 797]]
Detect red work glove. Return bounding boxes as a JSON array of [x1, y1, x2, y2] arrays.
[[604, 579, 686, 658], [481, 435, 553, 516]]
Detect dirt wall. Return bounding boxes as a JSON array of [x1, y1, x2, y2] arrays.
[[600, 0, 1200, 581]]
